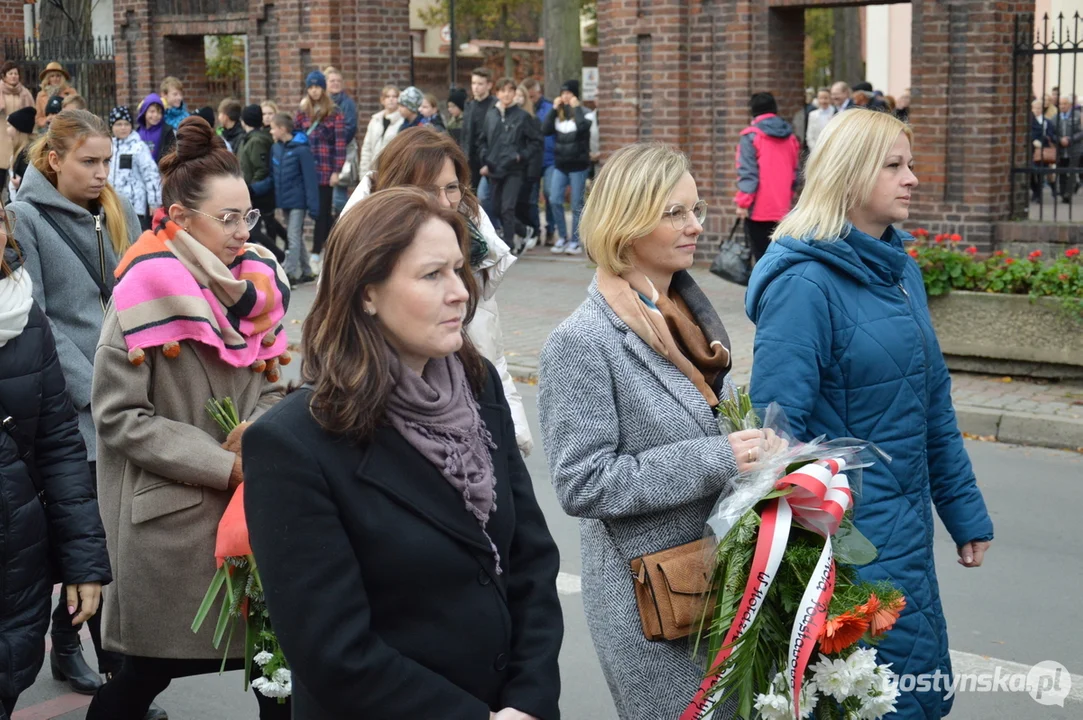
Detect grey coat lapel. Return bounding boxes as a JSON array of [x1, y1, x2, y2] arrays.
[[588, 284, 718, 437]]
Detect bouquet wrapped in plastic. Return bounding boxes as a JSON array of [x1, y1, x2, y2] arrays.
[[683, 390, 905, 720], [191, 398, 291, 701]]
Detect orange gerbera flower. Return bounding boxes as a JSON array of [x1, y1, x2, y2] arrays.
[[854, 593, 881, 619], [819, 612, 870, 654], [870, 596, 907, 636]]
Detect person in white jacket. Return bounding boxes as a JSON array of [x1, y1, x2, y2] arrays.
[[107, 106, 161, 229], [344, 126, 534, 455], [358, 85, 404, 179]]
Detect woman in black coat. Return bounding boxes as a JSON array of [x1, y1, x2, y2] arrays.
[[0, 217, 111, 718], [243, 187, 563, 720]]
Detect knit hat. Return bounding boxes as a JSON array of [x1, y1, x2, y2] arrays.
[[398, 86, 423, 114], [305, 70, 327, 90], [448, 87, 468, 112], [241, 103, 263, 128], [560, 79, 580, 98], [750, 92, 778, 118], [45, 95, 64, 116], [6, 106, 34, 134], [109, 106, 133, 126], [195, 106, 216, 125]]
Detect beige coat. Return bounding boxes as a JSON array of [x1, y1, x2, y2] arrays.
[[92, 305, 285, 658], [0, 83, 34, 171]]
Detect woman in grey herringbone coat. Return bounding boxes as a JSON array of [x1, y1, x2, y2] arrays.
[[538, 144, 771, 720]]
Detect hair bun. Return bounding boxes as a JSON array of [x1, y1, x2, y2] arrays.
[[173, 115, 227, 162], [159, 115, 229, 175]]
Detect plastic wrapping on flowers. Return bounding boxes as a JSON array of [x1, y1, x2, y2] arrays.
[[683, 390, 906, 720]]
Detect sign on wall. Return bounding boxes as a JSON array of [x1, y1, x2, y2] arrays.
[[582, 67, 598, 101]]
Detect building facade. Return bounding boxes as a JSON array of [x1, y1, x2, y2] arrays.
[[112, 0, 411, 116], [596, 0, 1035, 250]]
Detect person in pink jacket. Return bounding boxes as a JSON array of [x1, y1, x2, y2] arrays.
[[734, 92, 800, 260]]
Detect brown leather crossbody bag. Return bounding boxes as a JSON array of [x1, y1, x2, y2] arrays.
[[605, 525, 717, 641]]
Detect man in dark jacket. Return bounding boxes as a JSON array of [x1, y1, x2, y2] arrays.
[[479, 78, 541, 254], [463, 67, 497, 194], [238, 104, 285, 262], [523, 78, 555, 244], [0, 246, 111, 717], [1055, 95, 1083, 201]]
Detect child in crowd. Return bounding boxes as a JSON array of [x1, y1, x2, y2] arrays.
[[218, 98, 245, 152], [135, 93, 177, 162], [108, 106, 161, 230], [418, 92, 447, 132], [161, 76, 190, 129], [269, 113, 319, 285], [61, 94, 86, 111]]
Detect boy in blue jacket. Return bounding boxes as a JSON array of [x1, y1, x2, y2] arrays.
[[269, 113, 319, 284]]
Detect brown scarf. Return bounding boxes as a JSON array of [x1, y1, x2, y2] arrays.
[[597, 267, 732, 406]]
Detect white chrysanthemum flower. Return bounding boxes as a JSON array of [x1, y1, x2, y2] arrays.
[[252, 651, 274, 667], [753, 691, 792, 720], [272, 668, 292, 688], [846, 647, 879, 676], [810, 654, 856, 702], [856, 669, 900, 718], [252, 675, 291, 699], [799, 680, 819, 718]]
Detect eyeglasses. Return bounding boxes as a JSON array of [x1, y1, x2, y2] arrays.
[[425, 182, 463, 204], [187, 207, 261, 234], [662, 200, 708, 231]]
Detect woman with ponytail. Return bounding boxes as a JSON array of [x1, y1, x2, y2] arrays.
[[3, 107, 140, 701], [86, 116, 291, 720]]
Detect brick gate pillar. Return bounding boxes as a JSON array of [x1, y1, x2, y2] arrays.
[[910, 0, 1032, 248]]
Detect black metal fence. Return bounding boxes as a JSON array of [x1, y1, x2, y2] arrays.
[[2, 36, 116, 120], [1012, 13, 1083, 222]]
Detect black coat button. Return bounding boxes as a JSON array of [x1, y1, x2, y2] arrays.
[[493, 653, 508, 671], [477, 569, 491, 586]]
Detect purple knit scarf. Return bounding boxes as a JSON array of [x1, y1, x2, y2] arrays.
[[385, 350, 501, 573]]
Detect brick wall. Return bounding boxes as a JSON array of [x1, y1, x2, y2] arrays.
[[0, 0, 23, 41], [114, 0, 411, 120], [597, 0, 1034, 255]]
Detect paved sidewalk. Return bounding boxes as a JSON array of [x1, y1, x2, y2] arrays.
[[496, 250, 1083, 451]]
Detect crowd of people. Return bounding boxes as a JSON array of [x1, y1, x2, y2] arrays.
[[1030, 86, 1083, 204], [0, 57, 994, 720]]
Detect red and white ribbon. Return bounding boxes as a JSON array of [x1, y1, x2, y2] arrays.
[[683, 458, 852, 720]]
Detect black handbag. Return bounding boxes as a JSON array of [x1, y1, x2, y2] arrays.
[[709, 219, 752, 286]]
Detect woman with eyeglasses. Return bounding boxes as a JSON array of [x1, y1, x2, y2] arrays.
[[538, 143, 773, 720], [85, 116, 291, 720], [343, 126, 534, 456]]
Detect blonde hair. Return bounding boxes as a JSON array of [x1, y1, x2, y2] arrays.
[[300, 88, 336, 124], [515, 84, 533, 117], [10, 130, 32, 164], [260, 99, 279, 115], [323, 65, 342, 81], [61, 94, 86, 110], [773, 110, 913, 243], [580, 143, 691, 275], [160, 76, 183, 95], [28, 109, 130, 257]]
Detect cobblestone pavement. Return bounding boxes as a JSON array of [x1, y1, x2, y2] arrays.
[[494, 251, 1083, 446]]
